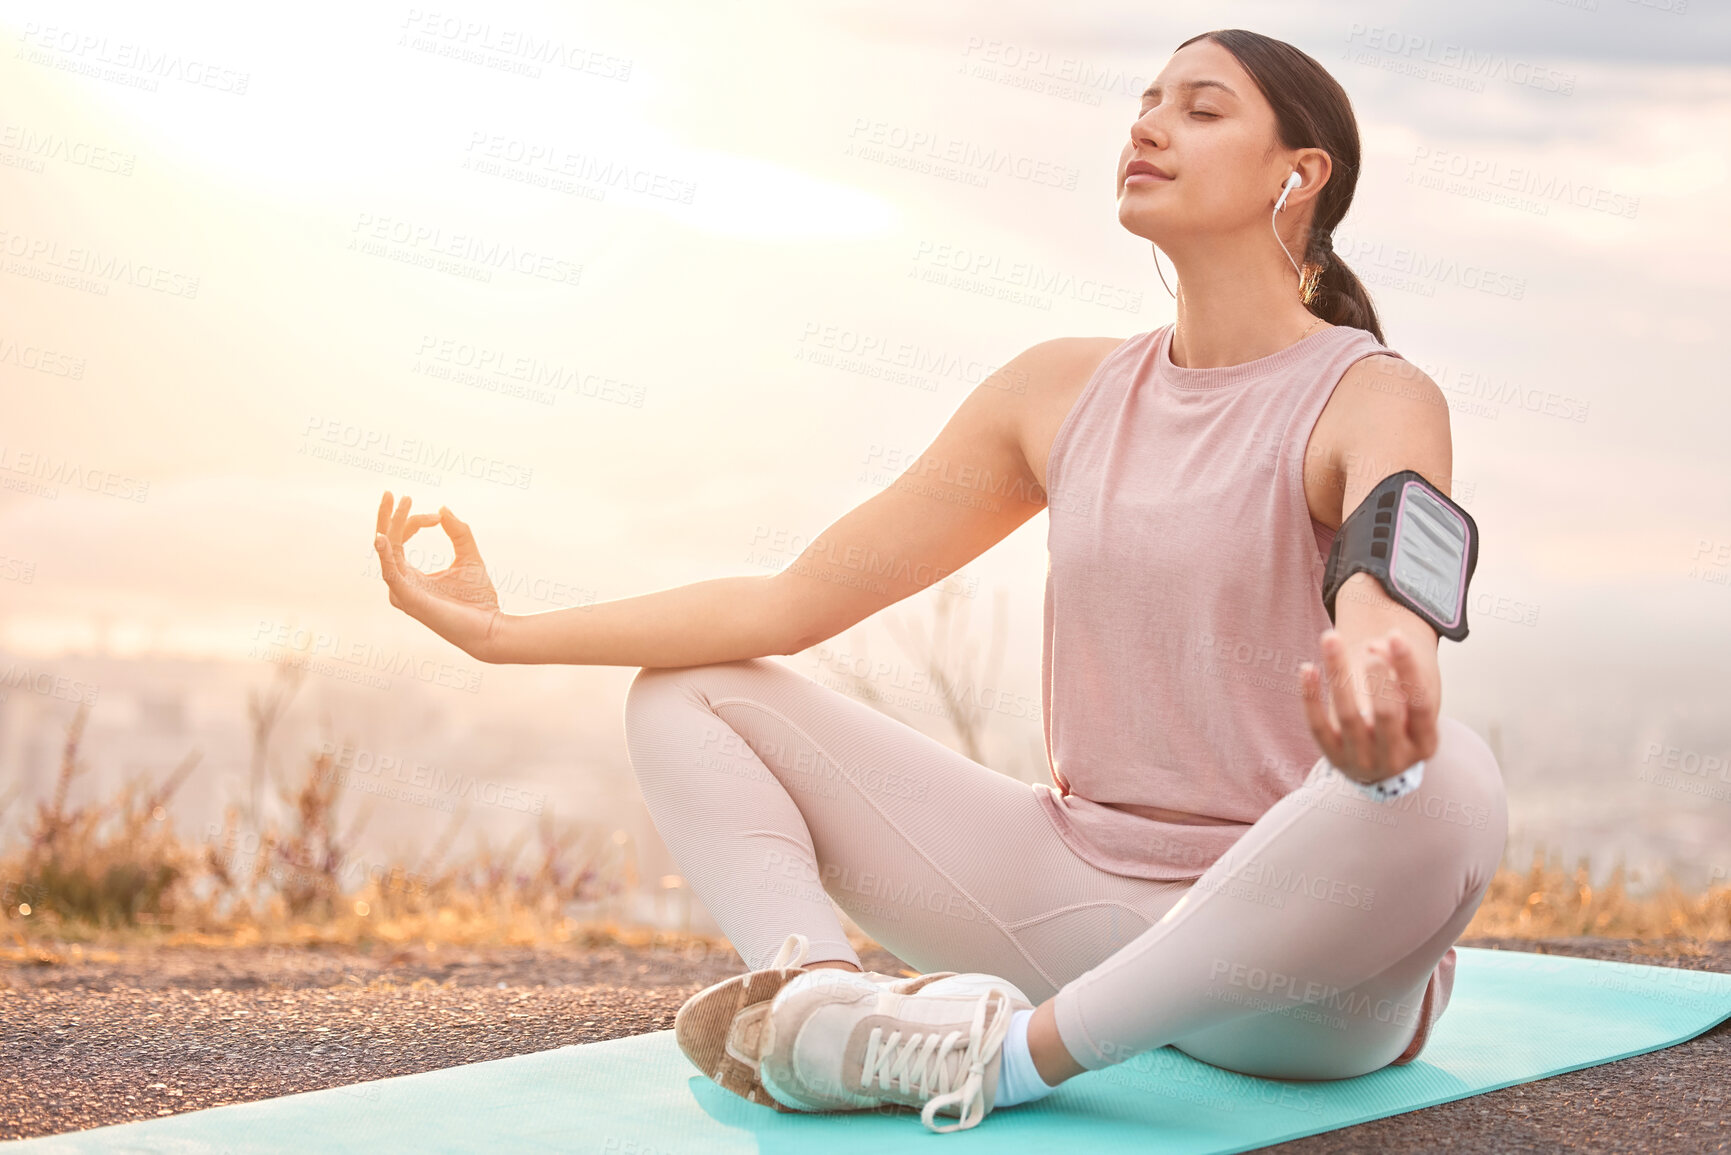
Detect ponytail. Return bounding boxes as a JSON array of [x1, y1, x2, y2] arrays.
[[1302, 230, 1384, 345]]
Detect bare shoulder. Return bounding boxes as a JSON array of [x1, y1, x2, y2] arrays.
[[1012, 335, 1135, 495], [1337, 353, 1448, 410], [1333, 354, 1452, 468], [1309, 353, 1455, 525]]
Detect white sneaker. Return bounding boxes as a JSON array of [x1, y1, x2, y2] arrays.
[[755, 967, 1034, 1133], [673, 932, 962, 1113]]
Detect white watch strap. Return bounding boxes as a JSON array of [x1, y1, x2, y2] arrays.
[[1333, 759, 1426, 801]]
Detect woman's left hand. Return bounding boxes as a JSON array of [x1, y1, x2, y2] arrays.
[[1299, 628, 1438, 784]]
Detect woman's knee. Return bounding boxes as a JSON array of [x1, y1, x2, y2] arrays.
[[624, 658, 775, 725], [1428, 716, 1506, 813], [627, 656, 785, 699], [624, 663, 690, 711], [622, 665, 684, 744], [622, 658, 793, 782], [622, 664, 721, 771], [1404, 715, 1509, 879]]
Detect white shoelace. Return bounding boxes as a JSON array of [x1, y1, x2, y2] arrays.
[[768, 932, 811, 969], [858, 988, 1013, 1133]]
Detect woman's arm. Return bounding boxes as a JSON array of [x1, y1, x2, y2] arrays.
[[374, 496, 803, 668], [379, 339, 1076, 671], [1300, 355, 1454, 782], [482, 574, 800, 667]]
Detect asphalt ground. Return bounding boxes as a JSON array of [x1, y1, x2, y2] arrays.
[[2, 934, 1726, 1152]]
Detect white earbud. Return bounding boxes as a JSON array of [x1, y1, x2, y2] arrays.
[[1273, 171, 1306, 279], [1275, 170, 1303, 212]]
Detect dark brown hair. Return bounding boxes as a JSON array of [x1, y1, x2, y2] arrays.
[[1176, 29, 1384, 344]]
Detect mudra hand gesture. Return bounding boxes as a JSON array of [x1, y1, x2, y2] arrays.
[[373, 491, 503, 659], [1299, 627, 1437, 784]]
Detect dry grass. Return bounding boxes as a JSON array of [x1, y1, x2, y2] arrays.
[[4, 704, 202, 933], [2, 691, 1728, 953], [1466, 848, 1731, 941], [0, 690, 637, 952]]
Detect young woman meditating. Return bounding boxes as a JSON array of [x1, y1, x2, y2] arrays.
[[372, 27, 1506, 1136]]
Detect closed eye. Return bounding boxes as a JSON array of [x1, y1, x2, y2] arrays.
[[1191, 111, 1219, 119]]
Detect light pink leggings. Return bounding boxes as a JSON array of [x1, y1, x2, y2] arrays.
[[623, 656, 1507, 1078]]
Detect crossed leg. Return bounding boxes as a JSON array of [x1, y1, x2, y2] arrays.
[[623, 656, 1506, 1082], [1054, 745, 1506, 1079]]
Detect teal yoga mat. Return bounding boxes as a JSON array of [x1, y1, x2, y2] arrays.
[[7, 947, 1730, 1154]]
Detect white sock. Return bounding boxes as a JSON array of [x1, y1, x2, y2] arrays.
[[993, 1007, 1058, 1108]]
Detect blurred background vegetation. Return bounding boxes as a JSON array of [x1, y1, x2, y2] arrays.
[[4, 602, 1728, 959]]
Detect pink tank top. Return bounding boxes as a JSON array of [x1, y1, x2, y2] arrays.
[[1036, 320, 1410, 882]]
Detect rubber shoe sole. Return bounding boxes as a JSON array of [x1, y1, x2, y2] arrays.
[[675, 965, 960, 1112]]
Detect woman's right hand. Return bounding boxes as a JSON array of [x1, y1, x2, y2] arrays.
[[373, 491, 504, 661]]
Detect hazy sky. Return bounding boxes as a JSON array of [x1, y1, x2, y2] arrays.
[[3, 0, 1728, 884]]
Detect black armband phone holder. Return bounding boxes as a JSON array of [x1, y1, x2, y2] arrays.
[[1321, 470, 1479, 642]]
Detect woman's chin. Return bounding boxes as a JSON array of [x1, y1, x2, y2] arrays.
[[1115, 208, 1164, 245]]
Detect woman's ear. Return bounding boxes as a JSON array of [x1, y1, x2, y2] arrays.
[[1287, 147, 1336, 207]]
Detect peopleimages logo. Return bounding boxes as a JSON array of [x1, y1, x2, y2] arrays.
[[348, 212, 583, 288], [17, 21, 252, 95], [1342, 24, 1576, 95], [0, 661, 99, 706], [299, 416, 533, 490], [398, 9, 634, 82], [0, 227, 200, 298], [316, 740, 546, 814], [0, 123, 137, 176], [0, 444, 150, 502], [1407, 146, 1639, 220], [1332, 231, 1526, 300], [909, 240, 1144, 313]]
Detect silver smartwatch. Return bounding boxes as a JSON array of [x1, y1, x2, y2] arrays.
[[1332, 759, 1426, 801]]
